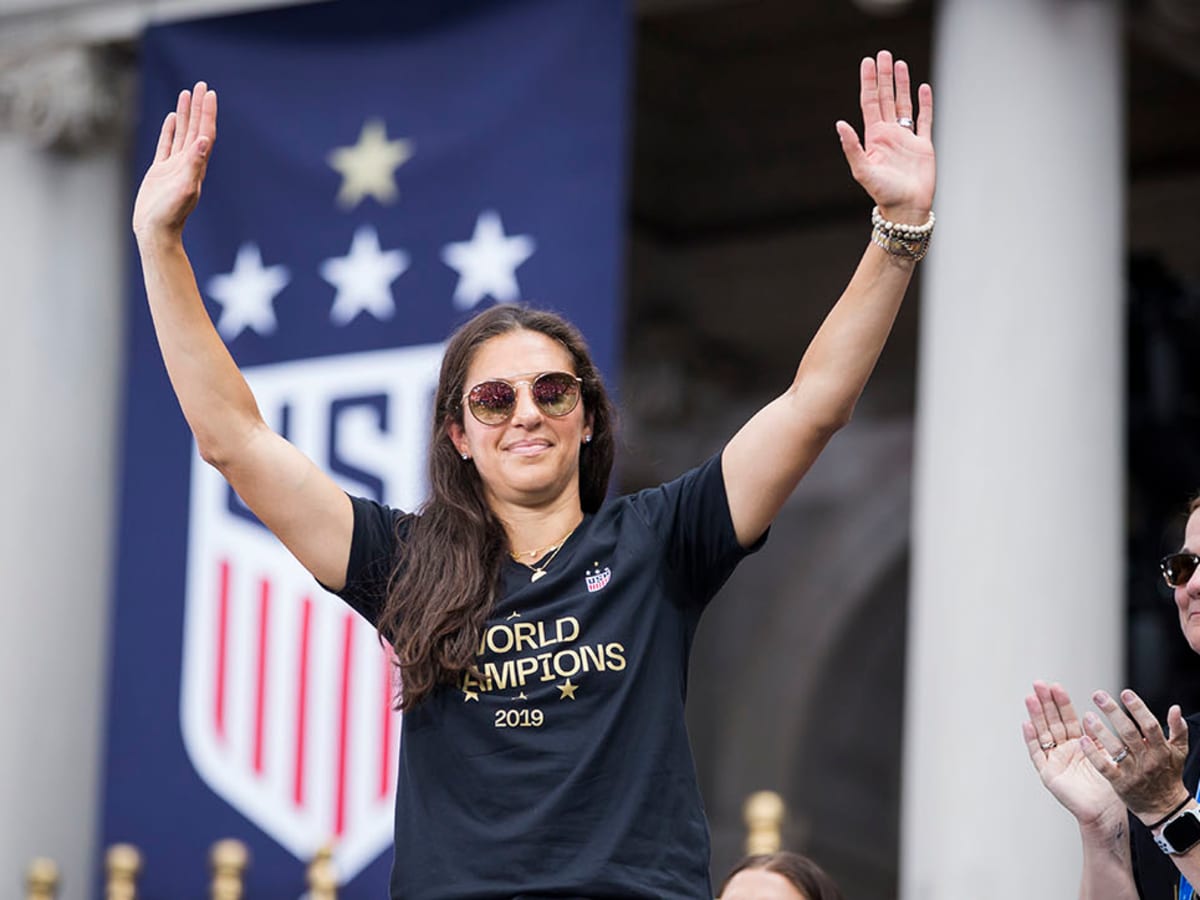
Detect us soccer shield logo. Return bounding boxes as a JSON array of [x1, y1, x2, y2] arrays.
[[180, 343, 442, 882]]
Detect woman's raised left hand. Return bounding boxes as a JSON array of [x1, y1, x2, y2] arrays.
[[837, 49, 936, 225]]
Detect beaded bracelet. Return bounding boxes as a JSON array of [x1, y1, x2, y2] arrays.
[[870, 205, 936, 262]]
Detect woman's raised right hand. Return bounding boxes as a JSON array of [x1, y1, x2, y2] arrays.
[[132, 82, 217, 242], [1023, 680, 1127, 829]]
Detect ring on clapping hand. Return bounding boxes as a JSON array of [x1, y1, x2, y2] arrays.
[[1039, 739, 1057, 751], [896, 116, 915, 130], [1111, 746, 1130, 764]]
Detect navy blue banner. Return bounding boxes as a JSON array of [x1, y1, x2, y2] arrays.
[[103, 0, 628, 894]]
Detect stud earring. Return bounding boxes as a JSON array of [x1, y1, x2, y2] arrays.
[[583, 434, 592, 444], [461, 452, 470, 460]]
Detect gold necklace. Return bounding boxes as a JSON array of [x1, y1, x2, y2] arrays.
[[510, 522, 580, 583]]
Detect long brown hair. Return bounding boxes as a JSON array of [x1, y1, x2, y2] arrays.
[[720, 852, 845, 900], [377, 305, 616, 710]]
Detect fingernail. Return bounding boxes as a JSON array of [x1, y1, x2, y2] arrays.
[[1093, 690, 1109, 704], [1122, 689, 1136, 704]]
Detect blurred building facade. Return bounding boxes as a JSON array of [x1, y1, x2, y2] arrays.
[[1, 0, 1199, 897]]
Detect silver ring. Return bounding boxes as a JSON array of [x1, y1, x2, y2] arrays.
[[1111, 746, 1130, 764], [1039, 740, 1056, 751], [896, 116, 915, 130]]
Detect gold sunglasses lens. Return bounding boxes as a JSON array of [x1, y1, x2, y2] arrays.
[[468, 381, 517, 424], [1162, 553, 1198, 587], [533, 372, 581, 417]]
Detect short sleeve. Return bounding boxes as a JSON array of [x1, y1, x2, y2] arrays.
[[627, 452, 767, 608], [330, 495, 410, 626]]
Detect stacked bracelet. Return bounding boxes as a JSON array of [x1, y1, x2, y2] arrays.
[[870, 205, 935, 262]]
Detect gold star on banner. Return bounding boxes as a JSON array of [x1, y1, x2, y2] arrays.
[[506, 611, 521, 620], [516, 692, 528, 701], [327, 119, 413, 209], [463, 688, 479, 702], [557, 679, 578, 701]]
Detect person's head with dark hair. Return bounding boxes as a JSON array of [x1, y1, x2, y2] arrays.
[[437, 303, 616, 515], [720, 851, 845, 900]]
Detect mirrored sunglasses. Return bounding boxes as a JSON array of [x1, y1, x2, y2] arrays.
[[464, 371, 582, 425], [1160, 552, 1200, 588]]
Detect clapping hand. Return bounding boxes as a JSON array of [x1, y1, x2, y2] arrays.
[[1077, 688, 1190, 825], [1023, 681, 1127, 829]]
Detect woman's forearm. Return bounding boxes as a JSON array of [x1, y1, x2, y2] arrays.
[[137, 232, 265, 467], [1078, 816, 1139, 900], [787, 237, 917, 431]]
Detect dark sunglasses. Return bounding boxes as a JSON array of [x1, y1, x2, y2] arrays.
[[463, 371, 583, 425], [1160, 552, 1200, 588]]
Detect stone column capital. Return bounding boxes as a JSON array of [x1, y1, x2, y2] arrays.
[[0, 42, 131, 153]]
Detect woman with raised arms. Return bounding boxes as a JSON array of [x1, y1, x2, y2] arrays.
[[132, 49, 935, 900]]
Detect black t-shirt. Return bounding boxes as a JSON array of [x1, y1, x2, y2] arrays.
[[335, 453, 763, 899], [1130, 714, 1200, 898]]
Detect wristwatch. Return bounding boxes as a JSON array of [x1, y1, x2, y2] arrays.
[[1154, 805, 1200, 855]]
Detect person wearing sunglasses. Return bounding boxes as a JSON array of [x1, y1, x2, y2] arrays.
[[1024, 494, 1200, 900], [132, 49, 934, 900]]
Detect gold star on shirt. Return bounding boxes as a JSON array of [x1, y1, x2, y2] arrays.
[[557, 679, 578, 700], [463, 688, 479, 702], [327, 119, 413, 209], [516, 692, 528, 701], [506, 611, 521, 620]]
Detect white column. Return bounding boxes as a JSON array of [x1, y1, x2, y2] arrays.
[[902, 2, 1123, 898], [0, 50, 127, 895]]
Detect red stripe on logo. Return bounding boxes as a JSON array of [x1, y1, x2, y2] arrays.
[[215, 559, 231, 740], [334, 614, 354, 837], [380, 649, 392, 799], [252, 578, 271, 776], [294, 597, 312, 808]]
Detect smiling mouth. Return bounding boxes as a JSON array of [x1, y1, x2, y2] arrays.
[[506, 442, 551, 455]]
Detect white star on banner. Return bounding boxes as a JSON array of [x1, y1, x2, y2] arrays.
[[205, 243, 290, 340], [320, 225, 409, 326], [327, 119, 414, 209], [440, 210, 536, 311]]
